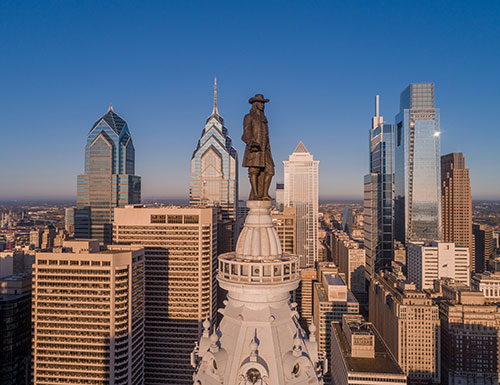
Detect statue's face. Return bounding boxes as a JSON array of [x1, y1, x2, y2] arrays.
[[255, 101, 264, 111]]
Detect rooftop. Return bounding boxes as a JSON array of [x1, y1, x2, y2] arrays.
[[332, 322, 405, 375]]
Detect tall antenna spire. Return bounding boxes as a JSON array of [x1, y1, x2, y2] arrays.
[[372, 95, 383, 129], [212, 77, 219, 115], [375, 95, 379, 117]]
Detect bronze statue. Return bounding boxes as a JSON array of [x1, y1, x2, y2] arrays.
[[242, 94, 274, 201]]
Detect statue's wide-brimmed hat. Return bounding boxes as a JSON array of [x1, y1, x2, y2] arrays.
[[248, 94, 270, 104]]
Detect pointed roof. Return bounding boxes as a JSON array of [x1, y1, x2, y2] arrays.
[[91, 105, 127, 135], [293, 141, 309, 153]]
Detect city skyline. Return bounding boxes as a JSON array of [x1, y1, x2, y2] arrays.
[[1, 1, 499, 200]]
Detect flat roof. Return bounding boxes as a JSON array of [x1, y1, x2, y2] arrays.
[[332, 323, 405, 375]]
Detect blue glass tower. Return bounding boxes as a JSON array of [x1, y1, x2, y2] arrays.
[[190, 79, 238, 250], [76, 106, 141, 243], [364, 95, 394, 280], [394, 83, 441, 244]]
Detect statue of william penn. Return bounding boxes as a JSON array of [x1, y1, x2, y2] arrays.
[[242, 94, 274, 201]]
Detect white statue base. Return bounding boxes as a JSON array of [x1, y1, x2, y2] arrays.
[[192, 201, 325, 385]]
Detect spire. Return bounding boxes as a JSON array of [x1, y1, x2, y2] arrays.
[[293, 141, 309, 154], [212, 77, 219, 115], [372, 95, 383, 129], [108, 104, 114, 112]]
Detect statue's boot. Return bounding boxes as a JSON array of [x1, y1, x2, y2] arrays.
[[249, 174, 259, 200], [262, 174, 273, 201]]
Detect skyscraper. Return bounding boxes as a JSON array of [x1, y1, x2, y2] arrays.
[[76, 106, 141, 243], [113, 206, 217, 385], [394, 83, 441, 245], [32, 240, 145, 384], [189, 78, 238, 250], [364, 95, 394, 281], [473, 223, 494, 273], [441, 152, 473, 265], [283, 142, 319, 267]]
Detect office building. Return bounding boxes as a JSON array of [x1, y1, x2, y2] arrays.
[[284, 141, 319, 267], [471, 271, 500, 301], [297, 267, 317, 329], [331, 230, 350, 267], [313, 273, 359, 359], [342, 206, 353, 235], [473, 224, 494, 273], [192, 201, 325, 384], [369, 270, 440, 384], [237, 199, 249, 233], [0, 274, 31, 385], [338, 239, 366, 297], [114, 206, 217, 385], [330, 314, 407, 385], [364, 95, 394, 281], [76, 106, 141, 243], [30, 228, 42, 249], [0, 250, 34, 279], [65, 207, 75, 234], [407, 241, 470, 290], [271, 206, 297, 254], [394, 83, 441, 245], [438, 283, 499, 385], [275, 181, 284, 211], [32, 241, 145, 385], [441, 152, 473, 264], [189, 78, 238, 249]]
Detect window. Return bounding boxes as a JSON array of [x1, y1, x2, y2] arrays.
[[151, 215, 166, 224], [168, 215, 183, 224], [184, 215, 199, 224]]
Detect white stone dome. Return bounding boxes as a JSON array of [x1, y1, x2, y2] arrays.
[[235, 201, 282, 260]]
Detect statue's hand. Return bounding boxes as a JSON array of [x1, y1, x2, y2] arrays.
[[249, 142, 261, 152]]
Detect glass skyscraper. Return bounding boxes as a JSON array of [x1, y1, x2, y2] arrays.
[[394, 83, 441, 244], [76, 106, 141, 243], [364, 96, 394, 280], [189, 78, 238, 250]]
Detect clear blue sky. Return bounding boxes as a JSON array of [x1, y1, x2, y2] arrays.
[[1, 0, 499, 200]]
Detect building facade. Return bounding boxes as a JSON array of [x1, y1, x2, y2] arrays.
[[471, 271, 500, 301], [441, 152, 473, 267], [364, 95, 394, 281], [32, 241, 145, 385], [76, 106, 141, 243], [0, 274, 31, 385], [438, 285, 499, 385], [338, 239, 366, 297], [394, 83, 441, 245], [113, 206, 217, 385], [473, 224, 494, 273], [189, 79, 238, 250], [330, 314, 407, 385], [369, 271, 440, 384], [313, 273, 359, 367], [271, 206, 297, 255], [284, 141, 319, 267], [407, 241, 470, 290]]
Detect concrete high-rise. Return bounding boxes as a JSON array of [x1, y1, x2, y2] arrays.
[[364, 95, 394, 281], [283, 141, 319, 267], [441, 152, 473, 265], [338, 239, 366, 297], [32, 240, 145, 385], [437, 282, 499, 385], [113, 206, 217, 385], [271, 206, 297, 254], [0, 274, 31, 385], [394, 83, 441, 245], [189, 78, 238, 250], [369, 270, 440, 384], [407, 241, 470, 290], [473, 223, 494, 273], [330, 314, 407, 385], [76, 106, 141, 243]]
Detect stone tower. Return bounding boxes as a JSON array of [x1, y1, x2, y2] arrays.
[[191, 201, 325, 384]]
